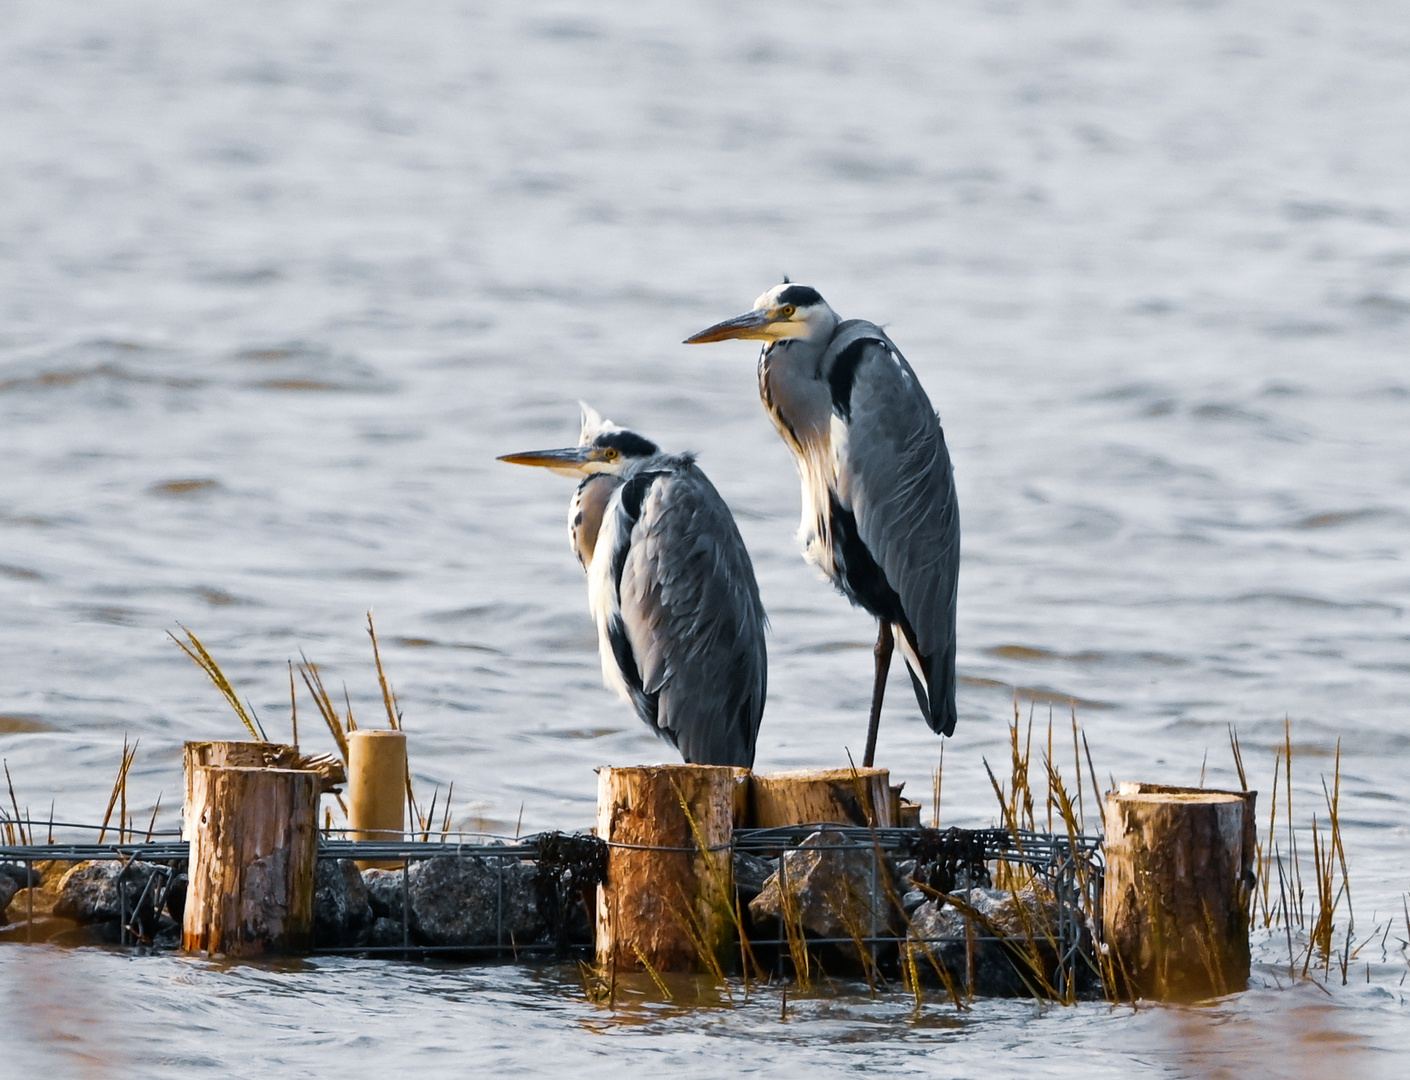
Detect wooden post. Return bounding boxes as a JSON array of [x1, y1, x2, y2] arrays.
[[183, 741, 301, 838], [1102, 782, 1257, 1001], [750, 767, 896, 829], [182, 765, 319, 957], [595, 765, 748, 974], [347, 730, 407, 870]]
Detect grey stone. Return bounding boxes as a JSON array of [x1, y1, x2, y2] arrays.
[[313, 859, 374, 947], [362, 867, 405, 919], [906, 886, 1072, 998], [52, 860, 171, 925], [0, 873, 17, 921], [369, 916, 408, 948], [407, 854, 542, 947], [732, 851, 773, 901], [749, 828, 897, 943], [0, 863, 40, 890]]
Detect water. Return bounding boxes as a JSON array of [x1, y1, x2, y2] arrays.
[[2, 1, 1407, 1075]]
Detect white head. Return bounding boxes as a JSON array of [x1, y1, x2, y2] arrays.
[[684, 282, 839, 345], [500, 404, 660, 479]]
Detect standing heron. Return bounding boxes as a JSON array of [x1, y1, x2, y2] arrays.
[[499, 406, 767, 768], [685, 283, 959, 766]]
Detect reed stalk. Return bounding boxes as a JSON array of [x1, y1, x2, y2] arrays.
[[169, 628, 265, 740], [97, 736, 137, 844]]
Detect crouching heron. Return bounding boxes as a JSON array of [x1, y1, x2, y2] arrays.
[[499, 406, 767, 768], [686, 283, 959, 766]]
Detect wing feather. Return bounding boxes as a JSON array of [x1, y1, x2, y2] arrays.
[[596, 460, 768, 767], [831, 332, 960, 735]]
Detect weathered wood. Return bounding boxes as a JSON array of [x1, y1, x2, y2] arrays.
[[347, 730, 407, 870], [595, 765, 748, 973], [182, 765, 319, 957], [182, 741, 345, 830], [183, 741, 299, 838], [750, 768, 896, 829], [1102, 782, 1257, 1000]]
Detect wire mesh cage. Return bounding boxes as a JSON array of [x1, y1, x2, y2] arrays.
[[3, 821, 1103, 999]]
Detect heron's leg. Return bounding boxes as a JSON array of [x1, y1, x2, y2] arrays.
[[863, 622, 894, 768]]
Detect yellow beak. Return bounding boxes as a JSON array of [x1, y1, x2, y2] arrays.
[[683, 308, 778, 344]]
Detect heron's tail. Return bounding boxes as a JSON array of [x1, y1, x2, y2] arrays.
[[903, 637, 957, 737]]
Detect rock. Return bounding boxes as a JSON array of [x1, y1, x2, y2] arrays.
[[408, 854, 542, 948], [906, 885, 1081, 998], [165, 873, 188, 924], [4, 872, 64, 922], [732, 851, 773, 903], [313, 859, 374, 948], [363, 867, 405, 920], [368, 916, 407, 948], [0, 862, 41, 890], [0, 873, 16, 920], [749, 828, 898, 945], [53, 860, 171, 925]]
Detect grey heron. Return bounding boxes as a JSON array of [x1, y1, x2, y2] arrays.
[[685, 283, 959, 767], [499, 406, 768, 768]]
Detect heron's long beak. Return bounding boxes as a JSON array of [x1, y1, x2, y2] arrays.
[[497, 446, 595, 478], [683, 308, 777, 344]]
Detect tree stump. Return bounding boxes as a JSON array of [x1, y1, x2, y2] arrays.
[[183, 741, 301, 838], [1102, 782, 1257, 1000], [183, 766, 319, 957], [347, 730, 407, 869], [595, 765, 748, 973], [750, 768, 896, 829]]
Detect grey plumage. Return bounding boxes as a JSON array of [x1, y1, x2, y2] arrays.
[[687, 284, 959, 758], [500, 407, 767, 768]]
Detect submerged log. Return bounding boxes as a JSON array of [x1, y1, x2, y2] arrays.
[[595, 765, 748, 973], [750, 768, 896, 829], [1102, 782, 1256, 1001], [182, 765, 319, 957]]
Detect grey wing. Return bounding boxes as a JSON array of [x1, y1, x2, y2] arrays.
[[616, 463, 768, 768], [835, 334, 960, 735]]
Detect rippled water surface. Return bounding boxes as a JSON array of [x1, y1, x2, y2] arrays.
[[2, 2, 1408, 1076]]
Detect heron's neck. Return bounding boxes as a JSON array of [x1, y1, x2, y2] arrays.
[[570, 473, 618, 569], [758, 338, 833, 462]]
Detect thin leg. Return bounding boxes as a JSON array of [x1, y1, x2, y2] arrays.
[[863, 622, 894, 768]]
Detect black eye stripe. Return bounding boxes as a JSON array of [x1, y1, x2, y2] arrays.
[[594, 430, 659, 457], [776, 284, 823, 308]]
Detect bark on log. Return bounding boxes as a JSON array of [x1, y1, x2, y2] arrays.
[[1102, 782, 1257, 1001], [182, 765, 319, 957], [595, 765, 749, 973], [750, 768, 896, 829], [347, 730, 407, 870]]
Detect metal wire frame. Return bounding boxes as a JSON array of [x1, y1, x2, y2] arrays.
[[4, 823, 1105, 987], [733, 824, 1105, 997]]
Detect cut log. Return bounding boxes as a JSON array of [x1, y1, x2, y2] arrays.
[[595, 765, 748, 973], [347, 730, 407, 870], [1102, 782, 1257, 1001], [182, 765, 319, 957], [750, 768, 896, 829], [182, 741, 345, 838], [183, 741, 298, 838]]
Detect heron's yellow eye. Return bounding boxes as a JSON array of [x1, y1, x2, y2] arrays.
[[603, 448, 620, 462], [778, 305, 796, 319]]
